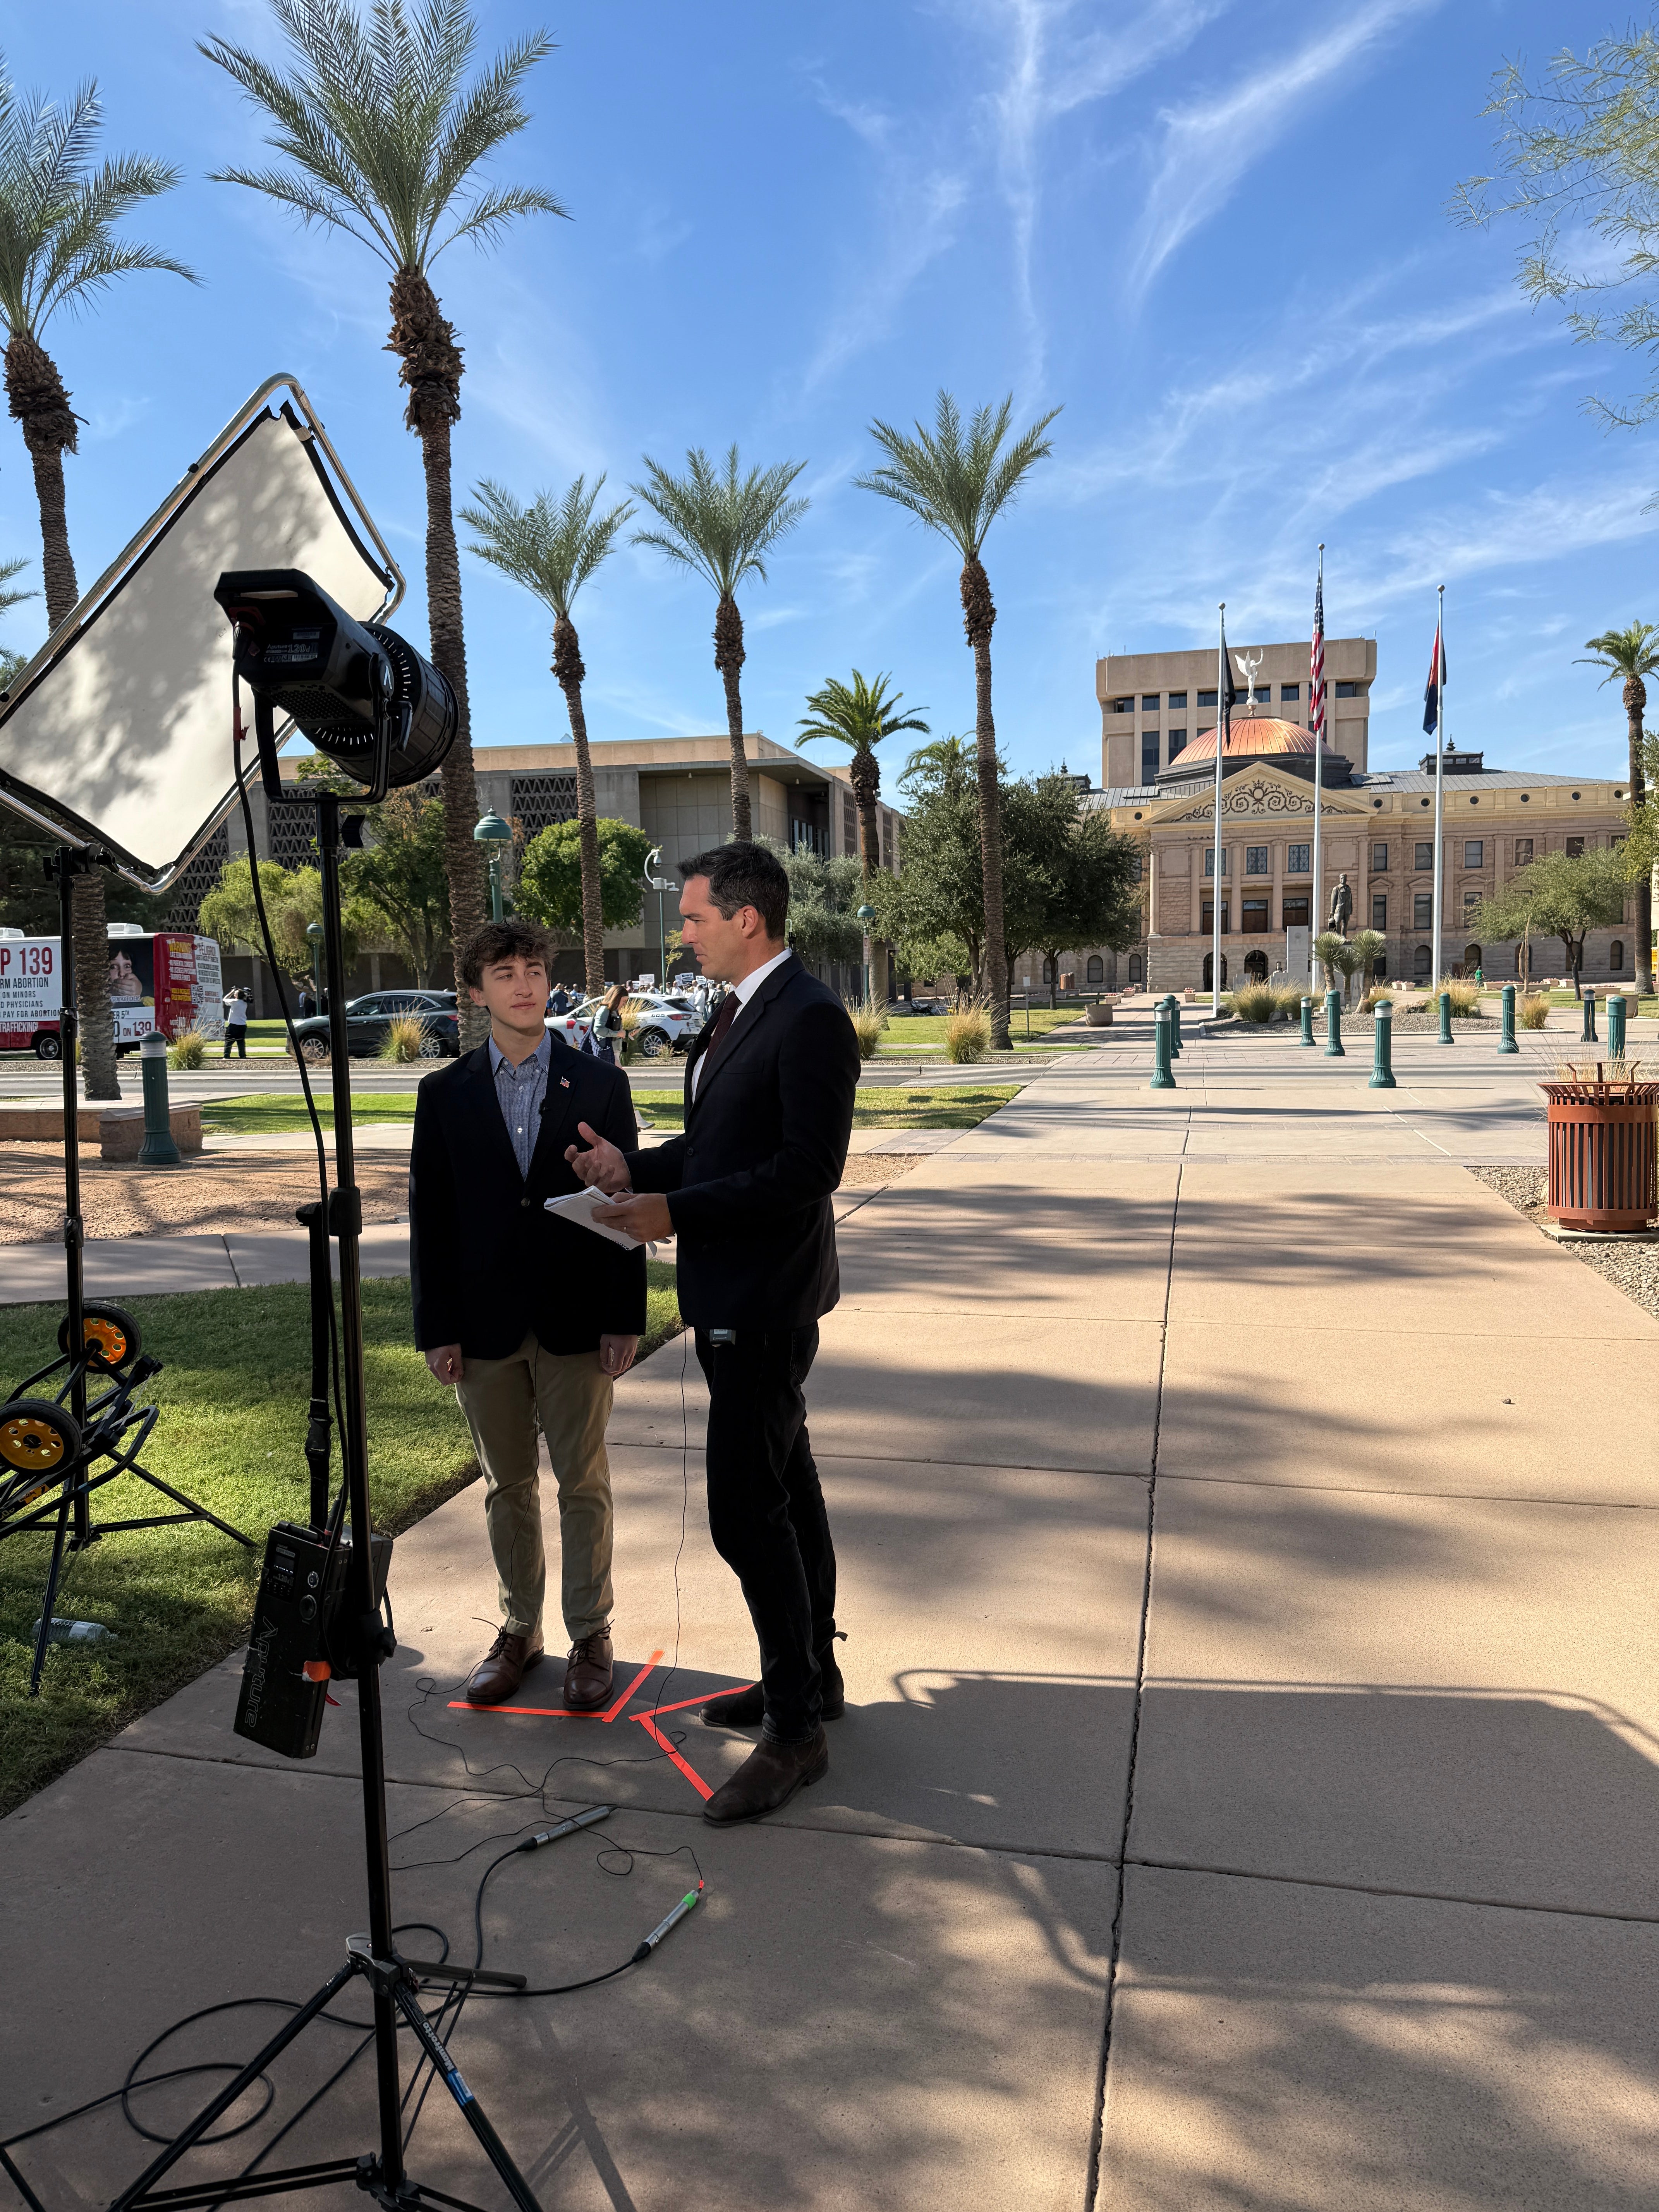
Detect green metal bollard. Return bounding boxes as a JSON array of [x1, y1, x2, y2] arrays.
[[1299, 995, 1316, 1047], [1608, 993, 1627, 1060], [1168, 995, 1183, 1056], [1581, 987, 1597, 1044], [1369, 999, 1396, 1088], [1324, 988, 1345, 1056], [137, 1030, 180, 1166], [1438, 990, 1454, 1045], [1150, 1004, 1176, 1089], [1498, 982, 1518, 1054]]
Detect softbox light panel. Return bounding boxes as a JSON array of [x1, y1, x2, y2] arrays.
[[0, 376, 402, 888]]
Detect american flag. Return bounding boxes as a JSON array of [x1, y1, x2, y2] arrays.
[[1309, 571, 1326, 745]]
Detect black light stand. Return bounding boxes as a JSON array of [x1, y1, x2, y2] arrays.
[[91, 691, 545, 2212], [0, 847, 252, 1696]]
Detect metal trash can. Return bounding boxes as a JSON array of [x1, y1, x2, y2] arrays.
[[1542, 1074, 1659, 1230]]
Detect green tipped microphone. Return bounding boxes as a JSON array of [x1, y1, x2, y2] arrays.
[[632, 1882, 704, 1962]]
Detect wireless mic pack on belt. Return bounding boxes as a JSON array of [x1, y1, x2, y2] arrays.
[[234, 1521, 393, 1760]]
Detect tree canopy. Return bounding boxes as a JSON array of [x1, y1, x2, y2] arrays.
[[1474, 847, 1630, 982], [339, 788, 451, 985], [515, 816, 651, 936], [198, 855, 367, 974]]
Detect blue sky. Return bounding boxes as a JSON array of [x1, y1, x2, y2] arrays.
[[2, 1, 1650, 792]]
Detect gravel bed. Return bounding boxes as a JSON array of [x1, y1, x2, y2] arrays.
[[1468, 1163, 1659, 1322], [0, 1145, 415, 1245]]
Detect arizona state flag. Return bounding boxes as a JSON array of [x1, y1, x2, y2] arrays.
[[1422, 623, 1447, 735]]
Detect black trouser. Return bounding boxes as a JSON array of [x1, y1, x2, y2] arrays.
[[223, 1029, 246, 1058], [696, 1324, 836, 1744]]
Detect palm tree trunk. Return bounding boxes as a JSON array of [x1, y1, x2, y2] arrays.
[[6, 331, 120, 1096], [714, 595, 751, 841], [850, 750, 880, 1004], [961, 556, 1009, 1047], [390, 268, 486, 1045], [1628, 680, 1652, 996], [554, 613, 606, 997]]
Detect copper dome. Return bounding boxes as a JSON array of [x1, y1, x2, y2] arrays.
[[1175, 718, 1338, 763]]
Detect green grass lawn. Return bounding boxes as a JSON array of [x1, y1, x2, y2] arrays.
[[634, 1084, 1020, 1132], [875, 1008, 1087, 1046], [0, 1263, 681, 1815], [198, 1092, 423, 1135]]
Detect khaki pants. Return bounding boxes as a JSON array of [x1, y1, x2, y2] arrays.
[[455, 1333, 615, 1644]]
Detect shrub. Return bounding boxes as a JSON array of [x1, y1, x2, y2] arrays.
[[1273, 985, 1308, 1018], [1226, 983, 1276, 1024], [167, 1029, 209, 1070], [1437, 976, 1481, 1016], [945, 1000, 992, 1063], [1519, 993, 1551, 1029], [379, 1014, 427, 1063], [844, 998, 889, 1059], [1358, 986, 1395, 1014]]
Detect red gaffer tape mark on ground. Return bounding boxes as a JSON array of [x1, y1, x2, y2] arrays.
[[447, 1650, 665, 1722], [448, 1662, 757, 1804]]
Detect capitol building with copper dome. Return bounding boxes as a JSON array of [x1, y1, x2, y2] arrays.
[[1038, 637, 1642, 996]]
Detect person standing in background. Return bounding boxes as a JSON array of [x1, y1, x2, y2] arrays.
[[588, 982, 626, 1066], [223, 987, 249, 1059]]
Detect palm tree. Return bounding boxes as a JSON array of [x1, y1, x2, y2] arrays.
[[202, 0, 563, 1039], [855, 392, 1060, 1048], [796, 670, 929, 881], [631, 445, 808, 841], [1578, 621, 1659, 995], [461, 474, 634, 996], [0, 65, 195, 1098], [900, 732, 972, 788]]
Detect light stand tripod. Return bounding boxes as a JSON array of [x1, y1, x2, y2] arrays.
[[0, 846, 253, 1695], [96, 696, 545, 2212]]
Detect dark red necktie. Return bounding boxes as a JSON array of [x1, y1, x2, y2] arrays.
[[698, 993, 740, 1074]]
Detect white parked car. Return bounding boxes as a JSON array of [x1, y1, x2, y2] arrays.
[[544, 991, 705, 1061]]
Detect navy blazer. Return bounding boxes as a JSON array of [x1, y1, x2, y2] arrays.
[[409, 1031, 646, 1359], [623, 957, 859, 1330]]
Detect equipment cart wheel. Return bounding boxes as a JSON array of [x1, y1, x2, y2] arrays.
[[59, 1302, 142, 1372], [0, 1398, 83, 1511]]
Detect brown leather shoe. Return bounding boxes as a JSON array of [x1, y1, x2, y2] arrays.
[[703, 1727, 828, 1826], [702, 1655, 845, 1730], [562, 1628, 614, 1713], [464, 1630, 543, 1706]]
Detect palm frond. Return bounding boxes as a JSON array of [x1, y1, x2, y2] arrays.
[[1577, 621, 1659, 683], [461, 472, 634, 617], [630, 444, 809, 598], [798, 668, 929, 754], [435, 183, 567, 257], [855, 389, 1061, 559], [0, 552, 37, 615]]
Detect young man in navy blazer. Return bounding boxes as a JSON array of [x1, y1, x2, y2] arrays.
[[410, 921, 644, 1709], [564, 843, 860, 1824]]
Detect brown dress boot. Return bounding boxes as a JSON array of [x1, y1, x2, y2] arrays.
[[464, 1629, 543, 1705], [702, 1652, 845, 1729], [703, 1728, 829, 1825], [562, 1628, 614, 1712]]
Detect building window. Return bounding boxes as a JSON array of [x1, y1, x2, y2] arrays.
[[843, 791, 857, 855], [1371, 895, 1387, 930], [1245, 845, 1269, 874], [1414, 893, 1433, 929], [1204, 848, 1230, 876], [1168, 690, 1188, 709], [1242, 897, 1269, 931], [1113, 697, 1133, 713], [1413, 944, 1433, 977], [1464, 840, 1484, 867], [1198, 688, 1218, 707], [1372, 841, 1388, 871], [1414, 841, 1433, 871], [1142, 694, 1160, 711], [1279, 683, 1300, 702], [1463, 890, 1482, 918], [1287, 843, 1310, 874], [1201, 901, 1229, 933], [1141, 733, 1160, 783], [1566, 836, 1584, 858], [1464, 942, 1483, 972], [1086, 954, 1104, 984], [1336, 681, 1365, 699], [1374, 953, 1388, 979], [1613, 939, 1626, 970], [1282, 895, 1310, 929], [1168, 728, 1187, 756], [1515, 837, 1533, 864], [1128, 953, 1143, 984]]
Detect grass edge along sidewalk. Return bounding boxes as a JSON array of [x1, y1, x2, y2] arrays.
[[197, 1086, 1023, 1138], [0, 1265, 681, 1818]]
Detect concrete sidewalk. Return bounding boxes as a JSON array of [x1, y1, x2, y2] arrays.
[[3, 1035, 1657, 2207]]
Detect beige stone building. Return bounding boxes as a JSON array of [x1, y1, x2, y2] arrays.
[[1098, 636, 1377, 788], [1071, 715, 1638, 995]]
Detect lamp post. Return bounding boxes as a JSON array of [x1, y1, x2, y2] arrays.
[[644, 846, 674, 983], [856, 903, 876, 1006], [305, 921, 324, 1007], [473, 811, 512, 923]]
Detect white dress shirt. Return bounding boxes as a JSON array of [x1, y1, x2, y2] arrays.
[[690, 948, 793, 1101]]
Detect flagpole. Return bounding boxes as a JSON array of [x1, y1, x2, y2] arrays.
[[1311, 543, 1325, 988], [1213, 603, 1226, 1015], [1431, 583, 1446, 991]]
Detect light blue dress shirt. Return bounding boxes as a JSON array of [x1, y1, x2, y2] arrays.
[[489, 1031, 552, 1178]]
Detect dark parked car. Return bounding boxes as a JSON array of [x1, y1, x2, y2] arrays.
[[289, 989, 460, 1063]]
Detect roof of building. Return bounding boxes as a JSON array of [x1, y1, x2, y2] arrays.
[[1173, 718, 1338, 764], [1083, 765, 1620, 812]]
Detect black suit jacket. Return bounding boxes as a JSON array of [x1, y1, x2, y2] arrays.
[[409, 1032, 646, 1359], [625, 956, 859, 1329]]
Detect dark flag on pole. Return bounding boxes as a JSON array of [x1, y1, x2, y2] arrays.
[[1310, 575, 1326, 743], [1422, 623, 1446, 735], [1219, 612, 1238, 740]]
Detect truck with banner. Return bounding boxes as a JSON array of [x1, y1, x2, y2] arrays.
[[0, 926, 225, 1058]]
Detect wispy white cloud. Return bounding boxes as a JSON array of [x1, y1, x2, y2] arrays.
[[1125, 0, 1442, 304]]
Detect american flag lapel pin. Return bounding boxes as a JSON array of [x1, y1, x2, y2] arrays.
[[560, 1076, 570, 1088]]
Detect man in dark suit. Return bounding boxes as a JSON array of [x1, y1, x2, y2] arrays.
[[565, 842, 859, 1825], [410, 920, 645, 1709]]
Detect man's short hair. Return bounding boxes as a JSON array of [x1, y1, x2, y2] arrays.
[[680, 842, 790, 941], [458, 918, 553, 991]]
